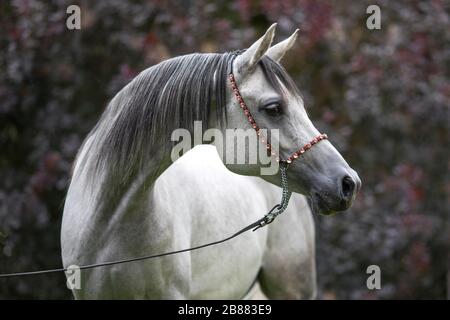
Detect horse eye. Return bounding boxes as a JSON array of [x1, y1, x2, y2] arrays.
[[264, 103, 282, 116]]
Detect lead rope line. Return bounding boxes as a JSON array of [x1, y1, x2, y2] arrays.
[[0, 166, 291, 279]]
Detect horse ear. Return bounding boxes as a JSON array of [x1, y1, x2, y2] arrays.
[[234, 23, 277, 75], [266, 29, 299, 62]]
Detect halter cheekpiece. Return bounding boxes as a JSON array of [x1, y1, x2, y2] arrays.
[[228, 51, 328, 228], [228, 73, 327, 164]]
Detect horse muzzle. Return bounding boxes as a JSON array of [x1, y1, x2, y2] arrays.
[[308, 168, 361, 215]]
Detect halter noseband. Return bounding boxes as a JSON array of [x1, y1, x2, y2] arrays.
[[228, 52, 328, 228]]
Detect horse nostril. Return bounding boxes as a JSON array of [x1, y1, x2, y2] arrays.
[[341, 175, 355, 199]]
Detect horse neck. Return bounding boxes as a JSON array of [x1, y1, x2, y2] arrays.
[[79, 115, 218, 221]]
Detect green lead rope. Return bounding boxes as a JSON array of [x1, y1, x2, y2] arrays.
[[253, 162, 292, 230]]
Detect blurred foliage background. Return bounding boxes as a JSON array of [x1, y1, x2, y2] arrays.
[[0, 0, 449, 299]]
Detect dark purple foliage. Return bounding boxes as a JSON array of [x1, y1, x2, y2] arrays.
[[0, 0, 448, 299]]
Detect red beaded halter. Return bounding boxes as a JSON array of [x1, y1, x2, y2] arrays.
[[228, 72, 328, 165]]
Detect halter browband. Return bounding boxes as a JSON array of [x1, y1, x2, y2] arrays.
[[228, 73, 327, 165]]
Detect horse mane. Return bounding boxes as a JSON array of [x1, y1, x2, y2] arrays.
[[75, 52, 300, 210]]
